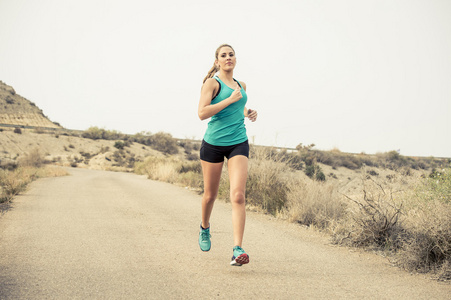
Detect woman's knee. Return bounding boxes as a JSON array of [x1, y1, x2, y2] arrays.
[[230, 190, 245, 205], [203, 193, 217, 204]]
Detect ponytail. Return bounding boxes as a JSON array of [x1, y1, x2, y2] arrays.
[[203, 63, 219, 84]]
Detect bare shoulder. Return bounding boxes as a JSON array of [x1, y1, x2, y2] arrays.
[[239, 81, 247, 91], [202, 78, 220, 92], [204, 77, 220, 88]]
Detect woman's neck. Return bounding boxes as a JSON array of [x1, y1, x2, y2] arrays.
[[218, 70, 234, 82]]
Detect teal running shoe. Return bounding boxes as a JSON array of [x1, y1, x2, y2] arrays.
[[230, 246, 249, 266], [198, 224, 211, 252]]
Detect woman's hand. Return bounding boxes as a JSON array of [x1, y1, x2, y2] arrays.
[[229, 86, 243, 103], [247, 109, 258, 122]]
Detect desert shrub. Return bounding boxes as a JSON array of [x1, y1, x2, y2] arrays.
[[135, 156, 181, 183], [245, 147, 291, 215], [333, 177, 405, 250], [82, 126, 104, 140], [367, 170, 379, 176], [286, 153, 303, 170], [130, 131, 152, 145], [150, 132, 179, 155], [5, 95, 14, 104], [82, 127, 127, 141], [13, 127, 22, 134], [178, 171, 203, 190], [0, 168, 30, 203], [399, 199, 451, 280], [304, 164, 326, 181], [114, 141, 125, 150], [304, 165, 315, 178], [179, 160, 201, 174], [186, 153, 199, 161], [423, 168, 451, 203], [287, 180, 346, 229], [135, 156, 203, 189], [395, 168, 451, 279], [18, 148, 45, 168], [112, 150, 135, 168], [315, 169, 326, 181], [0, 166, 68, 203]]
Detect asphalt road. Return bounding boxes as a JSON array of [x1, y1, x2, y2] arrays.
[[0, 168, 449, 299]]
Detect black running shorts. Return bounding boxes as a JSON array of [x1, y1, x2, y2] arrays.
[[200, 140, 249, 163]]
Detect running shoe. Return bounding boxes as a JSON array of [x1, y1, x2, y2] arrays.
[[230, 246, 249, 266], [198, 224, 211, 252]]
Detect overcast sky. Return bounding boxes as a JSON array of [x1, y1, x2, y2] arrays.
[[0, 0, 450, 157]]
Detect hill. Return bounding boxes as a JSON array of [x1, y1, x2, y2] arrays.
[[0, 80, 61, 128]]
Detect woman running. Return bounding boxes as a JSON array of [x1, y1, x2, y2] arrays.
[[197, 44, 258, 266]]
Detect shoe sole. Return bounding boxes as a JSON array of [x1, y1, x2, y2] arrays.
[[199, 245, 211, 252], [230, 254, 249, 266]]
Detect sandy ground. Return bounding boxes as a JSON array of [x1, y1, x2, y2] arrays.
[[0, 130, 163, 171], [0, 168, 449, 299]]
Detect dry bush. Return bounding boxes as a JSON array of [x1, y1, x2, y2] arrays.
[[38, 165, 69, 178], [150, 132, 179, 155], [178, 171, 203, 191], [18, 148, 45, 167], [286, 180, 346, 230], [135, 156, 203, 189], [112, 150, 135, 168], [0, 166, 68, 203], [398, 199, 451, 280], [0, 168, 32, 202], [333, 177, 405, 250], [177, 160, 203, 190], [245, 147, 292, 215], [135, 156, 181, 183], [82, 127, 127, 141], [394, 168, 451, 280]]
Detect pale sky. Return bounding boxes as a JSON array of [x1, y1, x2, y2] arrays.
[[1, 0, 450, 157]]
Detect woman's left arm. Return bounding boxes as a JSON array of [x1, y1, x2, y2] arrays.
[[241, 81, 258, 122]]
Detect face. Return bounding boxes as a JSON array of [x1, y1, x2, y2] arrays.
[[215, 46, 236, 71]]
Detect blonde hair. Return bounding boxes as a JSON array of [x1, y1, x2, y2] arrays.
[[202, 44, 235, 83]]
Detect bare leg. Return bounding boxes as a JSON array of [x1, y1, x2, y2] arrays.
[[200, 160, 224, 229], [227, 155, 248, 247]]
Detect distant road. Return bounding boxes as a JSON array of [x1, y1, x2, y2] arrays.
[[0, 168, 449, 299]]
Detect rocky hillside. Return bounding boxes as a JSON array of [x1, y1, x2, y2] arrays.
[[0, 81, 61, 128]]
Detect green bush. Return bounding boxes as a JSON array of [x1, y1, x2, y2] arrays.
[[114, 141, 125, 150], [82, 127, 127, 140], [150, 132, 179, 155], [315, 169, 326, 181], [304, 165, 315, 178]]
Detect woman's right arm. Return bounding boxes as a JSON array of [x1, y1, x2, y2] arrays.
[[198, 78, 242, 121]]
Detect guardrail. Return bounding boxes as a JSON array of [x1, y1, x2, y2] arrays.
[[0, 123, 83, 134]]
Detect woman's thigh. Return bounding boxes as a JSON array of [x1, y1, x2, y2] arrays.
[[227, 155, 248, 195], [201, 160, 224, 197]]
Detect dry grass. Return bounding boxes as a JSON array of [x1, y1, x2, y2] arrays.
[[1, 149, 69, 203], [330, 168, 451, 280], [286, 180, 346, 230], [332, 177, 405, 250], [132, 141, 450, 280], [0, 165, 68, 203], [135, 156, 181, 183]]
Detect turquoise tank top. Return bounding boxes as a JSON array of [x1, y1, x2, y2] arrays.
[[203, 76, 248, 146]]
